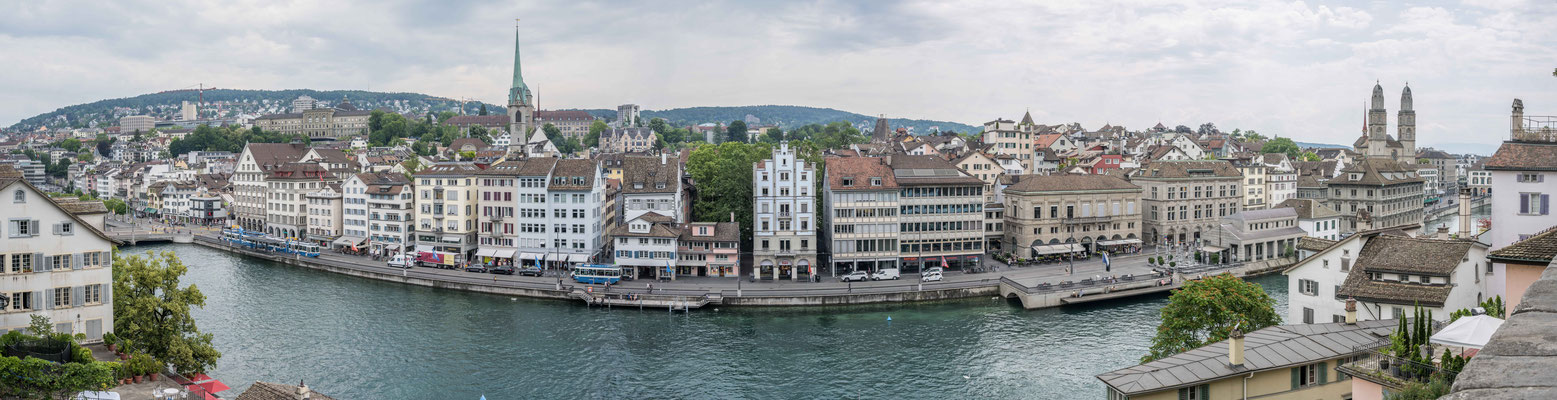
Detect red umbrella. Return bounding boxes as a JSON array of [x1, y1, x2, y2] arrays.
[[194, 380, 231, 393]]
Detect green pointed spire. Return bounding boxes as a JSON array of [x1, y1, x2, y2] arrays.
[[508, 29, 531, 105]]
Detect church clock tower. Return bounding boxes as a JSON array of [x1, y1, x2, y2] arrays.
[[506, 29, 535, 148]]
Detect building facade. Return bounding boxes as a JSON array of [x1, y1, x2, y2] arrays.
[[1325, 158, 1425, 234], [1002, 174, 1142, 258], [1133, 160, 1244, 245], [413, 163, 482, 266], [1484, 98, 1557, 299], [890, 155, 986, 273], [0, 167, 115, 341], [753, 143, 818, 280]]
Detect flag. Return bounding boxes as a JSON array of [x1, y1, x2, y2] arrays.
[[1101, 251, 1110, 268], [941, 256, 949, 269]]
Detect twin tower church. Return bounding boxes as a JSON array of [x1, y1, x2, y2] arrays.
[[1354, 82, 1418, 164]]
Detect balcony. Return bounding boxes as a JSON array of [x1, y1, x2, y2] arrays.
[[778, 211, 792, 218], [1063, 216, 1110, 224]]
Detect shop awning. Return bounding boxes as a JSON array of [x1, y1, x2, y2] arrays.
[[1098, 238, 1144, 246], [475, 248, 497, 257], [1031, 244, 1080, 255], [440, 235, 462, 244], [518, 252, 542, 261], [1200, 245, 1227, 252], [144, 207, 158, 213], [415, 245, 434, 253], [493, 249, 516, 259], [332, 236, 366, 247], [567, 253, 589, 263]]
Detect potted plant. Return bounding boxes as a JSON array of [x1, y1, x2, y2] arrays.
[[104, 332, 118, 352], [129, 353, 155, 383], [118, 363, 132, 385], [116, 339, 132, 359]]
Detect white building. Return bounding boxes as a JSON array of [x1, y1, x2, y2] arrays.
[[1484, 99, 1557, 298], [342, 172, 414, 256], [1262, 153, 1298, 206], [0, 166, 115, 341], [305, 184, 344, 245], [1286, 226, 1489, 325], [1277, 198, 1342, 241], [612, 214, 680, 280], [753, 143, 818, 281], [618, 154, 682, 223]]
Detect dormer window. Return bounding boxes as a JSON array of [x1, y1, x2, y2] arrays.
[[655, 182, 666, 189], [870, 177, 882, 186], [1349, 173, 1362, 181], [841, 177, 854, 187], [634, 183, 644, 189]]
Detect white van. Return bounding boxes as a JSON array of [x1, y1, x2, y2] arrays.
[[386, 254, 414, 269], [871, 268, 900, 281]]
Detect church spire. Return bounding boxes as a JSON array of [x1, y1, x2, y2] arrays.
[[508, 25, 531, 106]]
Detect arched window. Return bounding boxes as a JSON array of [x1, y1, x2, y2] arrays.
[[12, 190, 22, 203]]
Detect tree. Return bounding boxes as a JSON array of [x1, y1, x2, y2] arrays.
[[1261, 137, 1301, 159], [59, 138, 82, 152], [436, 111, 457, 124], [648, 118, 669, 135], [1242, 130, 1267, 141], [726, 120, 749, 143], [1385, 373, 1453, 400], [479, 104, 489, 115], [113, 251, 221, 374], [1298, 151, 1320, 162], [1197, 123, 1219, 136], [686, 142, 776, 248], [95, 134, 114, 156], [103, 198, 129, 214], [1142, 273, 1280, 363], [458, 151, 476, 160], [1174, 125, 1192, 134], [584, 119, 609, 148], [542, 123, 563, 143]]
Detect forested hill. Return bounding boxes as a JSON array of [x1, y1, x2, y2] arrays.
[[8, 89, 499, 131], [10, 89, 981, 135], [574, 105, 981, 134]]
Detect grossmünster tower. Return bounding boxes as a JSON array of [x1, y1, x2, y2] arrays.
[[1353, 82, 1417, 163]]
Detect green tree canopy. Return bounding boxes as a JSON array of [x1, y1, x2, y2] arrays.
[[1142, 274, 1281, 363], [687, 142, 774, 247], [1261, 136, 1301, 159], [59, 138, 82, 152], [113, 251, 221, 374], [726, 120, 749, 143], [1298, 151, 1320, 162], [584, 120, 609, 148]]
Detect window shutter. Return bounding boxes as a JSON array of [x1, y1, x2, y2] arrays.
[[1178, 388, 1188, 400], [1544, 195, 1551, 215], [7, 220, 15, 238], [1199, 384, 1209, 400], [1291, 367, 1300, 390], [73, 286, 83, 307], [40, 290, 50, 310], [32, 291, 42, 311], [1522, 194, 1531, 214], [1318, 361, 1328, 384], [52, 223, 61, 235], [104, 283, 112, 304], [73, 254, 82, 270], [35, 253, 45, 271]]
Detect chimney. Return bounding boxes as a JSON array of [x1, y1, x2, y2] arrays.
[[295, 380, 311, 400], [730, 212, 734, 223], [1458, 187, 1472, 238], [1345, 298, 1357, 325], [1436, 226, 1449, 240], [1228, 328, 1245, 366], [661, 152, 667, 165]]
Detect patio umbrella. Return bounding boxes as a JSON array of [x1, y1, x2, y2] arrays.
[[1430, 314, 1504, 349]]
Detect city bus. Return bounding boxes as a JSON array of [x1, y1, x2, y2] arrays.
[[571, 264, 622, 285]]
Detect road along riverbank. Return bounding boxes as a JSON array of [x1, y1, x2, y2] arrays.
[[184, 233, 1291, 310]]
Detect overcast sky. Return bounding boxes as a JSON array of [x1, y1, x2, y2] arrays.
[[3, 0, 1555, 152]]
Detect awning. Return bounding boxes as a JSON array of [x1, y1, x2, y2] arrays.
[[1098, 238, 1144, 246], [493, 249, 517, 259], [475, 248, 496, 257], [518, 252, 542, 261], [415, 245, 434, 253], [144, 207, 158, 213], [1430, 315, 1504, 349], [567, 253, 589, 263], [332, 236, 366, 247], [441, 235, 462, 244], [1200, 245, 1227, 252], [1031, 244, 1080, 255]]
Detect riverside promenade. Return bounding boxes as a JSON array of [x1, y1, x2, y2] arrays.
[[111, 219, 1291, 310]]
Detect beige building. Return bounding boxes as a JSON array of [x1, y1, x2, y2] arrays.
[[599, 127, 657, 154], [821, 156, 901, 276], [981, 112, 1038, 171], [1099, 318, 1393, 400], [890, 155, 987, 272], [1133, 160, 1244, 245], [1235, 159, 1269, 210], [1325, 158, 1424, 233], [264, 163, 340, 239], [536, 110, 596, 139], [305, 184, 344, 245], [952, 151, 1002, 203], [413, 162, 483, 265], [119, 115, 155, 133], [252, 100, 371, 141], [234, 143, 308, 231], [1002, 174, 1143, 257]]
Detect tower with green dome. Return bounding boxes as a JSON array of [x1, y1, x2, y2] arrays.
[[506, 29, 535, 141]]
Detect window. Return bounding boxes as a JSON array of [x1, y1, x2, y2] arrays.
[[1177, 384, 1208, 400], [9, 219, 39, 237], [9, 291, 32, 310], [1292, 362, 1323, 388], [53, 287, 72, 308], [59, 222, 73, 236], [1298, 279, 1319, 296], [1519, 193, 1549, 215], [84, 284, 102, 304], [1303, 307, 1315, 324]]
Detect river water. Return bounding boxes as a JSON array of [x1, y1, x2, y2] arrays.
[[126, 243, 1287, 399]]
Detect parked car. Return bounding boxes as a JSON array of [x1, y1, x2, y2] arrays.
[[839, 270, 870, 282], [464, 264, 489, 273], [921, 271, 943, 282], [871, 268, 900, 281], [386, 254, 414, 269], [516, 266, 544, 277], [489, 265, 515, 275], [922, 267, 944, 275]]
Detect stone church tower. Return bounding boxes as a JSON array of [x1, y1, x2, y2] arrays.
[[1367, 82, 1389, 158], [506, 30, 535, 150], [1397, 84, 1416, 158]]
